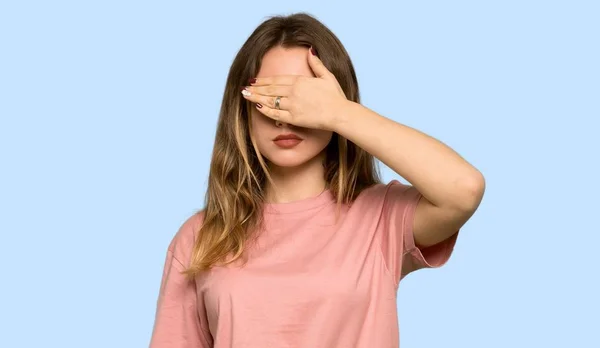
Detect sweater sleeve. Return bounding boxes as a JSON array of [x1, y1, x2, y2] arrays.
[[379, 180, 458, 285], [149, 214, 213, 347]]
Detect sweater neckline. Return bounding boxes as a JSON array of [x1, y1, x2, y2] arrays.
[[263, 189, 335, 214]]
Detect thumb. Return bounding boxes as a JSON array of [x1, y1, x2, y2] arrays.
[[307, 47, 331, 79]]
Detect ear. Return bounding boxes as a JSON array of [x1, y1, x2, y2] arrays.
[[307, 47, 332, 79]]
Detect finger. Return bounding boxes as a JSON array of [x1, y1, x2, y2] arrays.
[[246, 84, 293, 97], [242, 88, 290, 110], [307, 47, 332, 79], [255, 103, 292, 123], [249, 75, 298, 86]]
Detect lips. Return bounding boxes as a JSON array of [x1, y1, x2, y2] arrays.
[[273, 133, 302, 141], [273, 133, 303, 148]]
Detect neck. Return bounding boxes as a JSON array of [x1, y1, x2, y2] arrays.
[[264, 153, 327, 203]]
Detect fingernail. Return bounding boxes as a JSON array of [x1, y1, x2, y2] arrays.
[[248, 78, 256, 84], [256, 103, 262, 108], [310, 47, 317, 56]]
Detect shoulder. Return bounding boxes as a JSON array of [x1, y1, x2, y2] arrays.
[[354, 180, 419, 207], [349, 180, 421, 226], [168, 210, 206, 265]]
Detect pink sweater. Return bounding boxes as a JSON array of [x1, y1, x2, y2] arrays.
[[150, 180, 458, 347]]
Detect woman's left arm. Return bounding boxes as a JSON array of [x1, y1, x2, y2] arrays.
[[244, 48, 485, 247], [333, 101, 485, 248]]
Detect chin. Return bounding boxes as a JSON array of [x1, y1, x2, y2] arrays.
[[257, 138, 330, 170], [264, 151, 315, 168]]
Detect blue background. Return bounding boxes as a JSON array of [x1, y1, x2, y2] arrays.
[[1, 1, 598, 347]]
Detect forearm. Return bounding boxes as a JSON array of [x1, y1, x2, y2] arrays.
[[333, 101, 484, 211]]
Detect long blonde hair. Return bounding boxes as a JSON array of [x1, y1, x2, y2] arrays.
[[183, 13, 380, 279]]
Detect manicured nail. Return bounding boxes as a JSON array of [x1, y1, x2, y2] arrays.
[[241, 88, 251, 97], [256, 103, 262, 108], [248, 78, 256, 84], [310, 47, 317, 56]]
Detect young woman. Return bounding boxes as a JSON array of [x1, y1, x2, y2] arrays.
[[150, 13, 485, 348]]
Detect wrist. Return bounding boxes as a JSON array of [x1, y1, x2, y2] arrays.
[[329, 99, 357, 133]]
